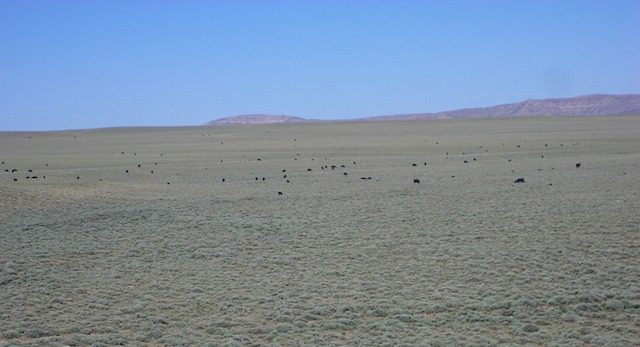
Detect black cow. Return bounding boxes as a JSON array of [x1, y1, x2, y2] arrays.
[[514, 178, 525, 183], [576, 163, 581, 168], [278, 191, 283, 196], [413, 179, 421, 184]]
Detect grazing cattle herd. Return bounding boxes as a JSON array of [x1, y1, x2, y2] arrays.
[[1, 133, 588, 195]]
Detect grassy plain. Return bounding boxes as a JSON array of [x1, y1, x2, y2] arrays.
[[1, 116, 639, 346]]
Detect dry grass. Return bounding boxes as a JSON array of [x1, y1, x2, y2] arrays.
[[1, 116, 639, 346]]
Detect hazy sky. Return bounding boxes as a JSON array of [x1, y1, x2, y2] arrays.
[[1, 1, 639, 131]]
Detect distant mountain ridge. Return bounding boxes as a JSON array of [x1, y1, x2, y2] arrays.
[[364, 94, 640, 121], [204, 94, 640, 125]]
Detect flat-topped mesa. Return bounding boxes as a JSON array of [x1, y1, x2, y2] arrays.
[[204, 115, 307, 126]]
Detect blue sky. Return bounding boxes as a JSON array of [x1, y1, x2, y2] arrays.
[[1, 0, 639, 131]]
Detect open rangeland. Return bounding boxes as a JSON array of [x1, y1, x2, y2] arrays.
[[1, 116, 639, 346]]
